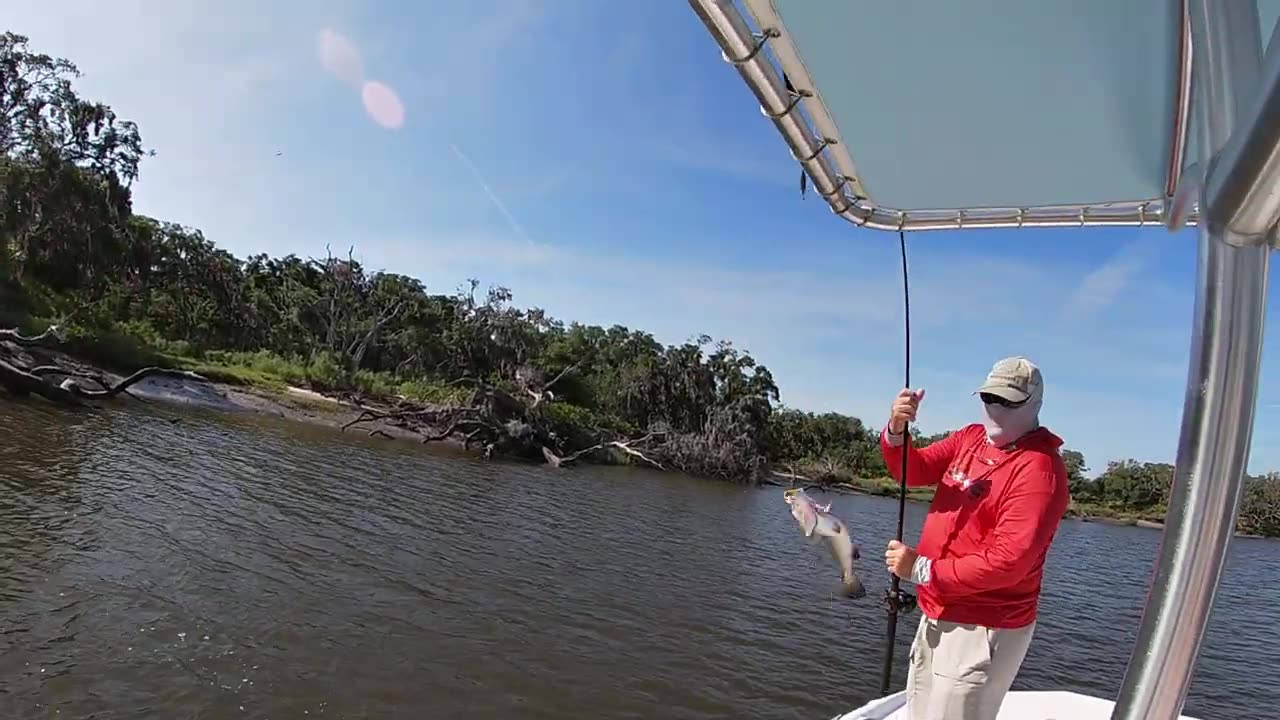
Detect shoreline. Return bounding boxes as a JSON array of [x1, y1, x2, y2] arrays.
[[2, 339, 465, 449], [7, 342, 1272, 539], [140, 375, 465, 449], [117, 378, 1242, 536], [767, 470, 1271, 540]]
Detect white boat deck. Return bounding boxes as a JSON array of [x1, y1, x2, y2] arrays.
[[832, 690, 1201, 720]]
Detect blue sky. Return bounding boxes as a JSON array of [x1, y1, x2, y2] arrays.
[[9, 0, 1280, 475]]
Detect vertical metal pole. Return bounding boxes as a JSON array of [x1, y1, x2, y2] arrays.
[[1111, 3, 1271, 719], [1201, 17, 1280, 241]]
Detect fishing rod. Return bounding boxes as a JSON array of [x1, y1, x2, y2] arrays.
[[878, 230, 917, 696]]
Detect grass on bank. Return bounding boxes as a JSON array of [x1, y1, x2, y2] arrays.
[[0, 306, 471, 404], [840, 475, 938, 503], [1, 306, 638, 438], [1065, 499, 1166, 525], [798, 464, 1169, 526], [782, 463, 938, 503]]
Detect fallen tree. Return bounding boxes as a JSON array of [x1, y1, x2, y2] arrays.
[[338, 359, 670, 468], [0, 324, 210, 405], [342, 382, 669, 470], [541, 431, 666, 470], [339, 361, 770, 481], [340, 368, 600, 462]]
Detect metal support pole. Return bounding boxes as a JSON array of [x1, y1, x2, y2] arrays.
[[1200, 11, 1280, 243], [1111, 3, 1271, 719]]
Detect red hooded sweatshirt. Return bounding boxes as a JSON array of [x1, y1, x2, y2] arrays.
[[880, 423, 1070, 629]]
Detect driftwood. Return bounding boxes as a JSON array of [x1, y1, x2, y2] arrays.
[[335, 362, 767, 481], [541, 431, 666, 470], [0, 325, 66, 346], [0, 356, 82, 404], [34, 365, 207, 399], [762, 468, 813, 487], [517, 360, 581, 408], [0, 324, 210, 406], [340, 377, 549, 459], [338, 361, 667, 469], [336, 366, 763, 480]]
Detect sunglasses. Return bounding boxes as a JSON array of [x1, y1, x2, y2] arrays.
[[979, 392, 1027, 408]]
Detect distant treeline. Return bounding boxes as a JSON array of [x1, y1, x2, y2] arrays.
[[1, 31, 1276, 538]]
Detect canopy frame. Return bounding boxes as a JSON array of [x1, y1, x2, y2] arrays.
[[690, 0, 1199, 232]]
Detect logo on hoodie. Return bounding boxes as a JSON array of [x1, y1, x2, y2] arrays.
[[946, 467, 990, 500]]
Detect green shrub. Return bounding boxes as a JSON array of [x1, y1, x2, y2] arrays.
[[542, 402, 634, 435], [353, 369, 397, 397], [398, 379, 470, 405], [304, 352, 346, 391]]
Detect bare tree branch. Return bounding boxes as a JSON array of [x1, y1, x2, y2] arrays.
[[542, 361, 582, 394], [0, 357, 83, 404], [544, 431, 667, 470], [62, 367, 209, 399], [0, 324, 66, 346], [520, 360, 582, 408], [27, 365, 148, 401], [0, 324, 207, 405], [347, 299, 403, 367]]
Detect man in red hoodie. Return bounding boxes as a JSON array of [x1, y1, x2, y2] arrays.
[[879, 356, 1070, 720]]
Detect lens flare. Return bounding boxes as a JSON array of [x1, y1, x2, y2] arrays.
[[316, 29, 363, 87], [361, 80, 406, 130]]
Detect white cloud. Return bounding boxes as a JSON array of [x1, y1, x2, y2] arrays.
[[647, 135, 796, 188], [1059, 241, 1151, 322], [1, 0, 543, 257], [386, 0, 546, 120], [2, 1, 337, 243], [449, 143, 537, 248], [494, 171, 575, 201], [355, 232, 560, 280]]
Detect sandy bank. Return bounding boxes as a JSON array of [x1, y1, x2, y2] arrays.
[[1, 340, 444, 447], [168, 381, 434, 445]]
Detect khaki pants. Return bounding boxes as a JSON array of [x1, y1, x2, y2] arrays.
[[905, 615, 1036, 720]]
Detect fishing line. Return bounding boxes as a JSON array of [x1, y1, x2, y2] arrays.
[[878, 229, 915, 696]]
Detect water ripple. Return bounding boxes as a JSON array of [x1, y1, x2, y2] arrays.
[[0, 401, 1275, 719]]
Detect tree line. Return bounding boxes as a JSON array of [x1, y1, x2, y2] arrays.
[[765, 413, 1278, 536], [1060, 453, 1279, 538], [1, 31, 1277, 537]]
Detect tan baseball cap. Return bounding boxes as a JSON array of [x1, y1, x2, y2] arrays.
[[975, 356, 1042, 403]]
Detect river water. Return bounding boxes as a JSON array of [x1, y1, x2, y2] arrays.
[[0, 401, 1276, 720]]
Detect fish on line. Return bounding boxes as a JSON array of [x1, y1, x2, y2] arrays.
[[784, 488, 866, 600]]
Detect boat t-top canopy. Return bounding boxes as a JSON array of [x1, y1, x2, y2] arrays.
[[689, 2, 1279, 719], [693, 0, 1280, 234]]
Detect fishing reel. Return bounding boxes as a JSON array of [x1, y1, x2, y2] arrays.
[[880, 587, 917, 616]]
